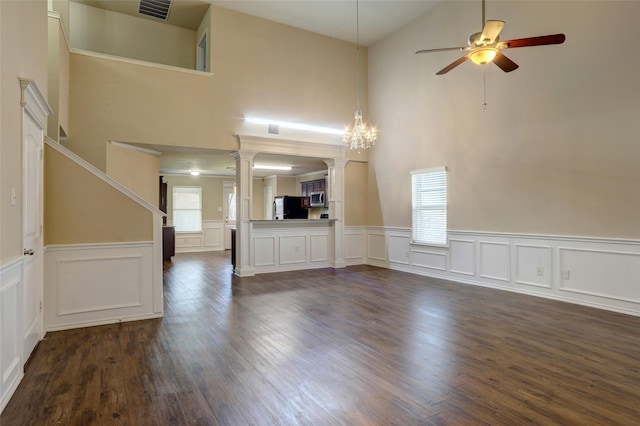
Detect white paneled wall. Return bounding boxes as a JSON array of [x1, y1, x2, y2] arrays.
[[251, 222, 332, 274], [174, 220, 225, 253], [0, 259, 24, 412], [44, 242, 162, 331], [344, 227, 640, 317]]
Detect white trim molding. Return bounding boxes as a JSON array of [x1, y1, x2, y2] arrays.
[[19, 79, 53, 129], [46, 139, 165, 217], [357, 227, 640, 317]]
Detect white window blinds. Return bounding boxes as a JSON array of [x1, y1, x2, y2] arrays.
[[173, 186, 202, 232], [411, 167, 447, 245]]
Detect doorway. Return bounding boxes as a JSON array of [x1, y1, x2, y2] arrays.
[[196, 31, 208, 72], [223, 181, 236, 250]]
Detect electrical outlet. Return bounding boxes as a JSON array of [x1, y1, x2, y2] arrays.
[[536, 267, 544, 276], [561, 270, 570, 280]]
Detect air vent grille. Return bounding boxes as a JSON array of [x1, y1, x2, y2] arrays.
[[138, 0, 172, 20], [268, 124, 280, 135]]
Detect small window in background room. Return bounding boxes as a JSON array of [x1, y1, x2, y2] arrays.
[[411, 167, 447, 246], [173, 186, 202, 232]]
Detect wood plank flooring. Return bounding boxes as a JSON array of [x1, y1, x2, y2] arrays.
[[3, 251, 640, 425]]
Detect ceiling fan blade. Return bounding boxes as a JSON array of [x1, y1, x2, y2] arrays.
[[416, 47, 465, 54], [492, 51, 519, 72], [500, 33, 566, 49], [436, 55, 469, 75], [480, 20, 505, 43]]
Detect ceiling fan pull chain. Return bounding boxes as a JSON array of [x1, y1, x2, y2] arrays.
[[482, 66, 488, 111]]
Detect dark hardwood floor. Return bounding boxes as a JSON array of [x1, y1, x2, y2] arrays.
[[3, 251, 640, 425]]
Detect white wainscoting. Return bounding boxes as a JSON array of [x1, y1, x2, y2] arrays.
[[344, 227, 366, 265], [251, 222, 332, 274], [0, 258, 24, 412], [44, 242, 162, 331], [174, 220, 225, 253], [357, 227, 640, 317]]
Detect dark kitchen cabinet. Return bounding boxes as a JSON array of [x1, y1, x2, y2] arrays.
[[301, 178, 326, 196], [163, 226, 175, 262]]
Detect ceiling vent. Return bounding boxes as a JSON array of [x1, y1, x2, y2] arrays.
[[268, 124, 280, 135], [138, 0, 172, 21]]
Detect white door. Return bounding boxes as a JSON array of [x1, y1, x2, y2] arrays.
[[223, 182, 236, 250], [22, 112, 44, 362]]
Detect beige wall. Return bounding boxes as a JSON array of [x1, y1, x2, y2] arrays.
[[65, 5, 368, 173], [47, 14, 70, 141], [106, 143, 160, 207], [52, 0, 69, 36], [252, 178, 264, 220], [68, 1, 196, 68], [369, 1, 640, 239], [163, 175, 228, 223], [276, 176, 298, 197], [0, 0, 49, 264], [344, 162, 368, 226], [44, 145, 152, 245]]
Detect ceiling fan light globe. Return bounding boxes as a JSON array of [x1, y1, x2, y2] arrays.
[[469, 48, 497, 65]]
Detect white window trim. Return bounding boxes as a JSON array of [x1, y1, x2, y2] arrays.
[[411, 166, 448, 247]]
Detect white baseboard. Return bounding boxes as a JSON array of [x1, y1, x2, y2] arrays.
[[346, 227, 640, 317]]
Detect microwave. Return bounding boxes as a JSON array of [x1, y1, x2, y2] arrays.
[[309, 191, 325, 207]]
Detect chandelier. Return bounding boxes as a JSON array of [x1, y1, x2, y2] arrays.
[[344, 0, 377, 152]]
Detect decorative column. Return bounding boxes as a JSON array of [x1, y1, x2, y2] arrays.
[[232, 150, 257, 277], [325, 158, 348, 268]]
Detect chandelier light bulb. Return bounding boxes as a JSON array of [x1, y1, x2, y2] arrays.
[[344, 109, 377, 153]]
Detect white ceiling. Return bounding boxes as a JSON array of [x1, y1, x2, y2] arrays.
[[209, 1, 441, 46], [75, 0, 442, 177]]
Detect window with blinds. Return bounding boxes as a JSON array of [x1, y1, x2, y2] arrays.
[[411, 167, 447, 246], [173, 186, 202, 232]]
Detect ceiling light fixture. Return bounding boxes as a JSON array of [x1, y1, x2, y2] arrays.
[[253, 164, 292, 171], [343, 0, 377, 153], [244, 117, 343, 136], [190, 171, 200, 176], [469, 47, 497, 65]]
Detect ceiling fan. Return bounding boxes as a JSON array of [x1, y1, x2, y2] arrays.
[[415, 0, 565, 75]]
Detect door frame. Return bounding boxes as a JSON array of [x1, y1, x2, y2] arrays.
[[19, 79, 52, 363]]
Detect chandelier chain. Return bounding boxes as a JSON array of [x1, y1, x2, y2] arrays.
[[355, 0, 361, 112]]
